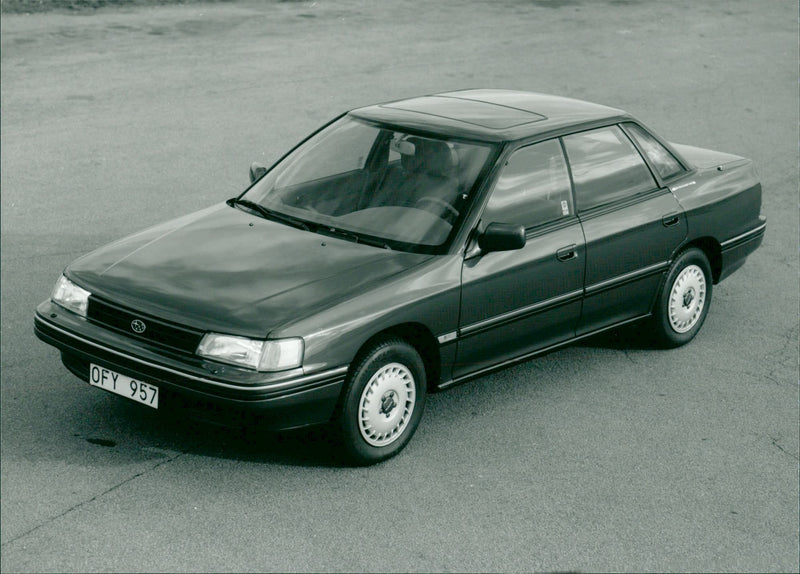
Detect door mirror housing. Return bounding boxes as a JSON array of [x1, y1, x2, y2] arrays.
[[478, 222, 526, 253], [249, 162, 268, 184]]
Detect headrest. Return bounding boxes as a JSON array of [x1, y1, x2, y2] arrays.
[[401, 137, 457, 177]]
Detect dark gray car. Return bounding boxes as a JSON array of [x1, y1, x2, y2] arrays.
[[35, 89, 766, 464]]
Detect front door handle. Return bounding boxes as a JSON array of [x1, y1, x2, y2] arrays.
[[556, 244, 577, 261], [662, 213, 680, 227]]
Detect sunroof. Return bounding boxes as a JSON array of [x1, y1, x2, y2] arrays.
[[382, 96, 545, 129]]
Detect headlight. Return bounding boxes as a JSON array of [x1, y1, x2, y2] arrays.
[[51, 275, 91, 317], [196, 334, 304, 372]]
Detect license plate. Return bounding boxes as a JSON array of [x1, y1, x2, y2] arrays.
[[89, 364, 159, 409]]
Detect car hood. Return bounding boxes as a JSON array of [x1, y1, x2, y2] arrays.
[[68, 203, 431, 337]]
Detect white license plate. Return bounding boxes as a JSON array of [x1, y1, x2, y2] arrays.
[[89, 364, 159, 409]]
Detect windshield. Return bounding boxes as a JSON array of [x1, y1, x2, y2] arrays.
[[241, 116, 495, 253]]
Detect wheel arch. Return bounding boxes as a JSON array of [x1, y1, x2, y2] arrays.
[[350, 323, 441, 393], [675, 236, 722, 283]]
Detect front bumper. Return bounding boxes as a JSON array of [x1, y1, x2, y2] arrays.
[[34, 300, 347, 430]]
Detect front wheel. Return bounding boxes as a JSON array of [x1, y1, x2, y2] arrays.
[[335, 338, 427, 465], [651, 247, 713, 348]]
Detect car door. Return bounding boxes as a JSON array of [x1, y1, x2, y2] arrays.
[[454, 139, 585, 379], [561, 124, 688, 335]]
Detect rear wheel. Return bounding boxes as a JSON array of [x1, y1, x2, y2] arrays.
[[651, 247, 713, 348], [335, 338, 426, 465]]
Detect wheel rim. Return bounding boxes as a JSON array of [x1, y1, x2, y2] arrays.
[[668, 264, 707, 333], [358, 362, 416, 447]]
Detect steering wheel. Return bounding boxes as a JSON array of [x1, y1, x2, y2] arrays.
[[294, 195, 319, 214], [414, 196, 460, 219]]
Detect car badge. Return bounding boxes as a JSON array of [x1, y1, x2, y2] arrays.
[[130, 319, 147, 334]]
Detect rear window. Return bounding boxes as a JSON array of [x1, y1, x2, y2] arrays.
[[624, 123, 685, 180]]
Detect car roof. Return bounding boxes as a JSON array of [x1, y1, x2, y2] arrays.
[[349, 89, 630, 143]]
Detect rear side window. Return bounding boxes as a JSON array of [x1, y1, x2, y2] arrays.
[[563, 125, 657, 212], [624, 123, 685, 180], [483, 139, 573, 229]]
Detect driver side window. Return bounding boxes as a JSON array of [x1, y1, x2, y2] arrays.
[[483, 139, 573, 229]]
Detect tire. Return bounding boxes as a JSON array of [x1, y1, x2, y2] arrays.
[[651, 247, 713, 348], [335, 338, 427, 465]]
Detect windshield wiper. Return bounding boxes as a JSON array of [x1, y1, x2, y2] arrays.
[[319, 227, 391, 250], [229, 198, 314, 232], [228, 199, 390, 249]]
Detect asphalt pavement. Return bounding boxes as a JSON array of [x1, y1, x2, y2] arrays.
[[1, 1, 798, 572]]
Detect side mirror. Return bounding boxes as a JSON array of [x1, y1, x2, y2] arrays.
[[249, 162, 267, 184], [478, 222, 526, 253]]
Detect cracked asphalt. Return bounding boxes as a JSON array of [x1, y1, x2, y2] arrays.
[[1, 1, 798, 572]]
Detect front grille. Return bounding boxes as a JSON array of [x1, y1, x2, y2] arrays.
[[87, 296, 204, 354]]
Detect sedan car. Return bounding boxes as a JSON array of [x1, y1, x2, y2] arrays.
[[35, 89, 766, 464]]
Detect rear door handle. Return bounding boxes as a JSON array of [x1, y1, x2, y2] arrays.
[[662, 213, 680, 227], [556, 244, 577, 261]]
